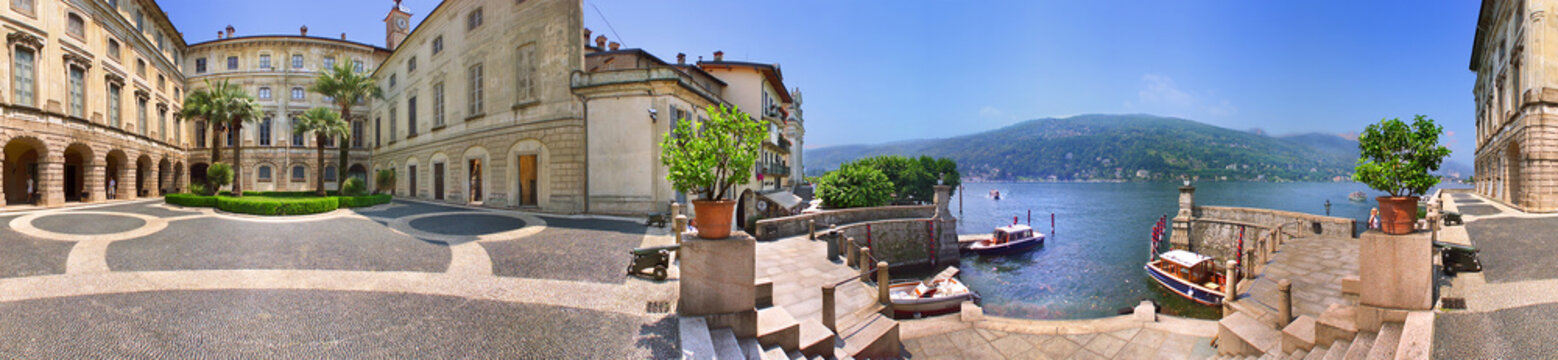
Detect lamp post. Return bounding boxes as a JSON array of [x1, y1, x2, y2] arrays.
[[1325, 199, 1332, 216]]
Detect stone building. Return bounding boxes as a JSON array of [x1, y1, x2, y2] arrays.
[[1472, 0, 1558, 212], [182, 28, 388, 192], [0, 0, 189, 207]]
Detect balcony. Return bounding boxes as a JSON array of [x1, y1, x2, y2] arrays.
[[756, 163, 790, 176]]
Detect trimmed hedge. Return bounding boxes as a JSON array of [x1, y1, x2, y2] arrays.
[[338, 194, 392, 208], [165, 193, 218, 207], [216, 196, 338, 215]]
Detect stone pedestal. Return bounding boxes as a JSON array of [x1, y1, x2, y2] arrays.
[[1358, 230, 1433, 310], [679, 231, 757, 316], [1170, 185, 1195, 250], [932, 185, 960, 266]]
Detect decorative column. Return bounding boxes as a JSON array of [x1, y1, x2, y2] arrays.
[[932, 185, 959, 266], [146, 161, 159, 198], [85, 162, 105, 203], [1169, 184, 1196, 250], [118, 159, 135, 200], [39, 155, 65, 207]]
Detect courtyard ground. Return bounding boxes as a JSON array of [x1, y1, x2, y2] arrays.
[[1433, 192, 1558, 359]]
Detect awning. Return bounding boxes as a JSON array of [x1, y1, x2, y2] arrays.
[[760, 190, 804, 211]]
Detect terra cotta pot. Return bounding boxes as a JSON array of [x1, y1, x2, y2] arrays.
[[692, 199, 736, 239], [1376, 196, 1419, 235]]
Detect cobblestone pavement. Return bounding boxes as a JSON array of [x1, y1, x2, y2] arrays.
[[1238, 234, 1358, 322], [900, 314, 1218, 359], [0, 199, 677, 358], [1434, 192, 1558, 358]]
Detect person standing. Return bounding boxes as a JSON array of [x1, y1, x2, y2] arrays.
[[108, 177, 117, 200], [24, 175, 34, 204], [1368, 208, 1381, 230]]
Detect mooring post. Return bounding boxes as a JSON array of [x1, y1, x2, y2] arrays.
[[860, 248, 872, 278], [1225, 260, 1239, 305], [821, 284, 837, 333], [876, 261, 890, 306], [846, 238, 858, 267], [826, 230, 839, 262], [1278, 279, 1293, 326], [809, 219, 816, 240]]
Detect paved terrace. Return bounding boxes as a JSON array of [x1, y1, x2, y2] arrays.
[[1433, 192, 1558, 359], [1232, 233, 1359, 325], [0, 199, 679, 358]]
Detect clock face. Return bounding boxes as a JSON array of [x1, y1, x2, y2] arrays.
[[396, 18, 408, 30]]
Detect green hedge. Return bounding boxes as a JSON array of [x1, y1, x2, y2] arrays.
[[338, 194, 392, 208], [165, 193, 218, 207], [216, 196, 339, 215]]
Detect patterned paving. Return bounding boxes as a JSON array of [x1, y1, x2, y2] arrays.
[[1238, 234, 1359, 322], [903, 322, 1216, 359]]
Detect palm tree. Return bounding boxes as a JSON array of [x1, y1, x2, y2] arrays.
[[294, 107, 348, 196], [309, 62, 383, 184], [212, 85, 262, 197], [180, 80, 233, 165]]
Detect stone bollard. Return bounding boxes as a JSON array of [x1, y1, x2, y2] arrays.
[[830, 225, 840, 255], [809, 219, 816, 240], [1225, 260, 1239, 305], [826, 231, 839, 262], [876, 261, 890, 306], [1278, 279, 1293, 326], [822, 284, 837, 333], [846, 239, 858, 267], [860, 248, 872, 278]]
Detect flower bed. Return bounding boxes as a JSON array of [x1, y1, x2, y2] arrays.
[[164, 191, 392, 216]]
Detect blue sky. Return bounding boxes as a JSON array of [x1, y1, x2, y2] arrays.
[[163, 1, 1481, 165]]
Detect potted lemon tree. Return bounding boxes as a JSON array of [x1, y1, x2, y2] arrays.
[[661, 104, 766, 239], [1353, 115, 1451, 235]]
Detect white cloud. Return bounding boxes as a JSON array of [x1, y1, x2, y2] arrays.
[[1138, 74, 1195, 108], [1132, 74, 1236, 118], [979, 106, 1006, 118], [1206, 99, 1237, 116]]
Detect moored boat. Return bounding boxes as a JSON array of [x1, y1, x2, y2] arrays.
[[990, 189, 1001, 200], [967, 224, 1044, 255], [1144, 250, 1227, 306], [887, 267, 975, 318], [1348, 191, 1366, 202]]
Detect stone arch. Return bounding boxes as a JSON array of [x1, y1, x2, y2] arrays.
[[507, 139, 549, 208], [62, 143, 94, 202], [135, 154, 153, 197], [380, 161, 399, 195], [157, 157, 171, 196], [429, 152, 450, 201], [404, 156, 421, 198], [3, 136, 49, 206], [461, 145, 491, 204], [172, 161, 185, 193], [189, 162, 209, 190], [106, 149, 129, 199]]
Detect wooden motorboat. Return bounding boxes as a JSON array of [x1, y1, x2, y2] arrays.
[[967, 224, 1044, 255], [1348, 191, 1367, 202], [1144, 250, 1227, 306], [887, 267, 975, 318]]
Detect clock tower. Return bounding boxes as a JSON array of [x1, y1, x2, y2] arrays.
[[384, 0, 412, 50]]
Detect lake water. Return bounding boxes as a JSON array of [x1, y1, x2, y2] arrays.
[[950, 181, 1468, 320]]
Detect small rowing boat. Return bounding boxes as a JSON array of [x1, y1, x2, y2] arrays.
[[1144, 250, 1227, 306], [888, 267, 975, 318], [967, 223, 1044, 256]]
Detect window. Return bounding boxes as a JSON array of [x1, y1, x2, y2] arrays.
[[352, 121, 364, 148], [467, 8, 483, 30], [324, 166, 338, 182], [225, 118, 237, 145], [259, 54, 271, 69], [353, 60, 364, 72], [408, 95, 418, 136], [259, 117, 272, 146], [134, 10, 142, 31], [258, 87, 271, 100], [323, 132, 334, 147], [227, 56, 238, 70], [66, 13, 84, 38], [433, 83, 445, 126], [136, 59, 146, 77], [292, 165, 306, 181], [195, 58, 206, 73], [389, 74, 397, 88], [323, 57, 335, 70], [67, 66, 85, 117], [292, 54, 303, 69], [468, 63, 484, 115], [195, 121, 206, 147], [291, 117, 304, 146], [258, 166, 272, 182], [390, 103, 398, 140], [375, 117, 382, 147], [108, 0, 115, 8], [11, 0, 33, 15], [291, 87, 305, 100], [432, 36, 443, 54], [324, 95, 334, 103], [158, 107, 166, 139], [516, 44, 536, 101], [13, 47, 34, 107], [408, 57, 417, 72], [108, 84, 122, 127], [137, 98, 148, 135], [157, 75, 165, 91], [107, 39, 121, 62], [155, 33, 164, 51]]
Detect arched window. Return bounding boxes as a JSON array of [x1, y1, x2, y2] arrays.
[[66, 13, 85, 38], [291, 87, 304, 100], [107, 39, 121, 62], [257, 165, 272, 182], [324, 165, 338, 182], [292, 165, 306, 181]]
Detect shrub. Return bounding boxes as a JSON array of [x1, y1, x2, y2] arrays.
[[216, 196, 338, 215], [816, 163, 894, 208], [341, 177, 368, 196], [206, 163, 234, 190], [338, 194, 392, 208], [375, 169, 396, 194], [1353, 115, 1451, 197], [166, 193, 218, 207], [188, 183, 210, 196]]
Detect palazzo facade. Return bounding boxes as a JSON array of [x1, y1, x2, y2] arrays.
[[1473, 0, 1558, 212]]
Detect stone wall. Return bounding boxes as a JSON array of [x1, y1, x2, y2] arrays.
[[835, 218, 959, 270], [1189, 206, 1357, 266], [752, 205, 935, 241]]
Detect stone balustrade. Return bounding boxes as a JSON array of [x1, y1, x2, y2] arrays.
[[752, 205, 935, 241]]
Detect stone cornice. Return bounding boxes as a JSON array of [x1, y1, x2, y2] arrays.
[[7, 30, 43, 51]]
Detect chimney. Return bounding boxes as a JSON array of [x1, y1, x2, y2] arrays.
[[583, 28, 592, 43], [217, 31, 223, 39], [225, 25, 234, 38], [677, 53, 686, 64], [300, 25, 309, 36], [608, 41, 620, 51], [594, 35, 607, 49], [341, 33, 347, 40], [714, 50, 724, 62]]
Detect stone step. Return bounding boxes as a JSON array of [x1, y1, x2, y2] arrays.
[[1228, 297, 1283, 329], [756, 306, 801, 352], [796, 318, 835, 357], [739, 337, 763, 360], [1342, 331, 1376, 360], [786, 349, 803, 359], [1218, 311, 1282, 356], [1395, 312, 1433, 359], [1365, 322, 1402, 360], [1258, 352, 1281, 360], [679, 317, 718, 360], [1281, 315, 1317, 354], [1323, 340, 1351, 360], [755, 277, 774, 309], [837, 312, 899, 358], [1315, 304, 1359, 348], [760, 345, 788, 360], [1303, 346, 1328, 360], [711, 328, 745, 360], [1286, 348, 1309, 360]]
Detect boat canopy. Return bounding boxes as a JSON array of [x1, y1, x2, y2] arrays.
[[995, 224, 1034, 234], [1160, 249, 1213, 268]]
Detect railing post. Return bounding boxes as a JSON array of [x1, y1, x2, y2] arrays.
[[821, 284, 837, 333], [846, 239, 858, 267], [826, 230, 839, 262], [860, 248, 872, 278], [876, 261, 890, 306], [1225, 260, 1239, 305], [1278, 278, 1293, 326], [809, 219, 816, 240]]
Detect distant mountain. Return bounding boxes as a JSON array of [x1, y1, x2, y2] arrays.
[[807, 114, 1397, 182]]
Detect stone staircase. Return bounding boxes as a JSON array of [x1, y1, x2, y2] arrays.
[[680, 277, 900, 359], [1215, 303, 1432, 360]]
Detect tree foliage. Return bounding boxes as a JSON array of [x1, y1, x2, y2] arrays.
[[375, 169, 396, 194], [849, 155, 961, 204], [206, 163, 234, 190], [817, 163, 894, 208], [1353, 115, 1451, 197], [295, 107, 348, 196], [310, 62, 383, 185], [659, 104, 766, 200]]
